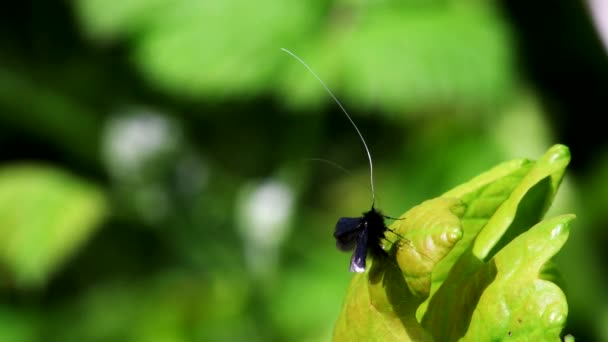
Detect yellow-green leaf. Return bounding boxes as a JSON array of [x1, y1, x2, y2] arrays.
[[333, 145, 573, 341], [0, 164, 107, 287], [462, 215, 573, 341]]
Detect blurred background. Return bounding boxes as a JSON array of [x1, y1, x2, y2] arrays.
[[0, 0, 607, 341]]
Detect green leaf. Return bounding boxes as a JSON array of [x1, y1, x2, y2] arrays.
[[333, 197, 464, 341], [461, 215, 573, 341], [424, 157, 534, 296], [75, 0, 317, 99], [74, 1, 513, 112], [333, 145, 573, 341], [338, 3, 513, 113], [0, 164, 107, 287]]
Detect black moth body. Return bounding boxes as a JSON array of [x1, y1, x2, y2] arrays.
[[334, 206, 389, 273]]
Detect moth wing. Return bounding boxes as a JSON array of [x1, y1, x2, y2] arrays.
[[350, 227, 369, 273], [334, 217, 363, 251], [334, 217, 364, 236]]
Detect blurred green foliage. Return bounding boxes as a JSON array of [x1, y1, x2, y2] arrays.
[[0, 1, 607, 341], [75, 0, 513, 112]]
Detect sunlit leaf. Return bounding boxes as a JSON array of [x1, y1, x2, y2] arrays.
[[333, 197, 464, 341], [75, 0, 317, 98], [461, 215, 573, 341], [74, 0, 513, 113], [0, 164, 107, 287], [337, 3, 513, 113], [333, 145, 573, 341]]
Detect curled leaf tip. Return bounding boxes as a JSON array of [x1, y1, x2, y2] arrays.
[[545, 144, 570, 162], [550, 223, 565, 239]]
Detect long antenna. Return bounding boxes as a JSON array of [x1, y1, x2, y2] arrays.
[[280, 48, 376, 207]]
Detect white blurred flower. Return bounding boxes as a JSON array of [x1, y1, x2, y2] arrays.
[[237, 180, 295, 276], [101, 108, 182, 224], [102, 109, 180, 181]]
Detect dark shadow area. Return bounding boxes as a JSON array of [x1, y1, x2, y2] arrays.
[[500, 0, 608, 174], [368, 253, 430, 341], [422, 252, 497, 341], [486, 176, 551, 260]]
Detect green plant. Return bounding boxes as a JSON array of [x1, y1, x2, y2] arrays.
[[334, 144, 573, 341]]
